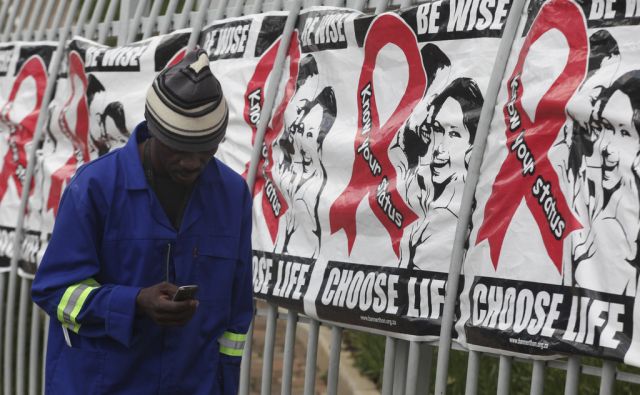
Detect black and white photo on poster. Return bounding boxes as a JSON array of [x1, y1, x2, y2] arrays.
[[0, 42, 55, 273], [201, 12, 288, 176], [31, 32, 189, 273], [250, 7, 362, 308], [462, 0, 640, 364], [248, 4, 509, 338]]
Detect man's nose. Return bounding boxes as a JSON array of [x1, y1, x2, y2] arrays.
[[179, 154, 201, 171]]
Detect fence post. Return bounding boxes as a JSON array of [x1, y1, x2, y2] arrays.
[[3, 1, 84, 393], [432, 0, 526, 391]]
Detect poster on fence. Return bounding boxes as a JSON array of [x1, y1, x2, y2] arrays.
[[199, 12, 288, 177], [0, 42, 56, 273], [251, 3, 514, 339], [27, 31, 190, 276], [460, 0, 640, 365]]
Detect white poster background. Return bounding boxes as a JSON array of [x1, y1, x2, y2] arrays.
[[461, 0, 640, 364], [0, 42, 56, 274], [201, 12, 288, 177], [252, 4, 511, 339], [33, 31, 190, 273]]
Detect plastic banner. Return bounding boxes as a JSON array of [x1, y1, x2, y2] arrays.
[[27, 31, 189, 275], [0, 42, 56, 273], [461, 0, 640, 364], [252, 3, 512, 339], [199, 11, 288, 176]]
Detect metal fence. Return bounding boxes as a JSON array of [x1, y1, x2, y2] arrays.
[[0, 0, 639, 394]]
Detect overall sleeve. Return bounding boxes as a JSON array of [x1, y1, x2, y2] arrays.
[[32, 180, 141, 348], [218, 184, 254, 395]]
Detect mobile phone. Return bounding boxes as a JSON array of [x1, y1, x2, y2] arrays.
[[172, 285, 199, 301]]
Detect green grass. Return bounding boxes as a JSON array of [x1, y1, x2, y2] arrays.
[[344, 331, 640, 394]]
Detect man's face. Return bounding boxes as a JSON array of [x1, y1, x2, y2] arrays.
[[154, 138, 218, 186], [598, 90, 639, 191], [430, 97, 470, 186]]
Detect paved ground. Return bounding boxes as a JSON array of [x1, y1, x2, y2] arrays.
[[249, 305, 328, 394], [248, 301, 381, 395]]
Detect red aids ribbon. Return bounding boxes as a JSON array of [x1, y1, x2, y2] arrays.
[[329, 14, 425, 257], [249, 33, 300, 242], [0, 56, 48, 201], [475, 0, 586, 272], [47, 51, 90, 216]]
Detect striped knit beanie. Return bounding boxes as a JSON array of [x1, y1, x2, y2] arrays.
[[145, 48, 228, 152]]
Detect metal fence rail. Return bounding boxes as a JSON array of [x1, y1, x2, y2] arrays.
[[0, 1, 639, 395]]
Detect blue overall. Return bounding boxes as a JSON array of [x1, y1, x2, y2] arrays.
[[32, 123, 253, 394]]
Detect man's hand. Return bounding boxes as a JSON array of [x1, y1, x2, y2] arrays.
[[136, 282, 198, 326]]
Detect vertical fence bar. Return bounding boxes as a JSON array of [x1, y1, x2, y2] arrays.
[[34, 0, 57, 41], [399, 0, 412, 9], [46, 0, 69, 41], [530, 360, 545, 395], [405, 342, 421, 395], [12, 0, 32, 41], [175, 0, 196, 30], [126, 0, 148, 43], [238, 316, 254, 395], [0, 0, 12, 35], [251, 0, 263, 15], [85, 0, 108, 41], [352, 0, 366, 11], [72, 0, 95, 38], [0, 273, 5, 385], [98, 0, 118, 44], [159, 0, 180, 35], [281, 310, 298, 395], [381, 337, 396, 395], [266, 0, 283, 12], [303, 319, 320, 395], [260, 304, 278, 395], [211, 0, 234, 37], [1, 0, 20, 41], [28, 305, 42, 395], [599, 361, 616, 395], [416, 344, 434, 393], [230, 0, 244, 18], [564, 356, 580, 395], [3, 0, 82, 393], [464, 350, 480, 395], [24, 0, 45, 40], [326, 326, 342, 395], [187, 0, 213, 51], [42, 315, 50, 390], [117, 0, 132, 45], [393, 341, 408, 395], [142, 0, 164, 39], [496, 356, 512, 395], [245, 0, 301, 189], [15, 278, 30, 395], [432, 0, 526, 390]]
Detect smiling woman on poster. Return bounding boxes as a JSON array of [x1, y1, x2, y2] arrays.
[[573, 69, 640, 296], [399, 77, 483, 270], [274, 53, 337, 258]]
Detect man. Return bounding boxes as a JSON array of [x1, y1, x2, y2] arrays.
[[32, 49, 253, 394]]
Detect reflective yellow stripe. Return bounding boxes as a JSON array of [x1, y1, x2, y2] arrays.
[[223, 331, 247, 342], [56, 279, 100, 333], [219, 331, 246, 356], [219, 346, 244, 357]]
